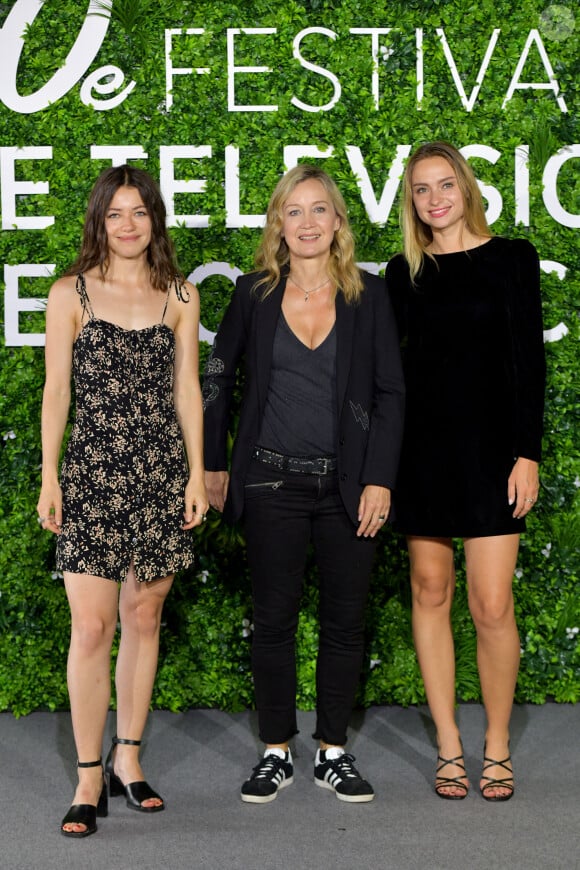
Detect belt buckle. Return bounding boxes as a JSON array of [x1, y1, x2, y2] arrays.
[[319, 458, 328, 475]]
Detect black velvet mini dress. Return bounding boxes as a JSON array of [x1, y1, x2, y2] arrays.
[[386, 237, 545, 538]]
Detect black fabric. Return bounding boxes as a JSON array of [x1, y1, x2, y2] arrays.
[[242, 459, 377, 746], [386, 237, 545, 538], [202, 270, 405, 526], [258, 312, 337, 456], [202, 270, 404, 746]]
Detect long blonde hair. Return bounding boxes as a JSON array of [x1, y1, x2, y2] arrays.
[[253, 164, 363, 304], [401, 142, 491, 283]]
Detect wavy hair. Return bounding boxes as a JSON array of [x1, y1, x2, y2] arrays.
[[252, 164, 363, 304], [401, 141, 491, 283], [65, 165, 183, 291]]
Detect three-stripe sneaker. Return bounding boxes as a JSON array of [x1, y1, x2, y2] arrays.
[[314, 748, 375, 802], [241, 749, 294, 803]]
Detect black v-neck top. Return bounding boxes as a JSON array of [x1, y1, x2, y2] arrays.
[[257, 311, 338, 456]]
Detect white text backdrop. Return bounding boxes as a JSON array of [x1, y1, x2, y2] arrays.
[[0, 1, 577, 346]]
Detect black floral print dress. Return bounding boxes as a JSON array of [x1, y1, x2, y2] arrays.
[[56, 275, 195, 583]]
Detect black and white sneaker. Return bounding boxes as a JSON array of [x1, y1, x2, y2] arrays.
[[240, 749, 294, 803], [314, 748, 375, 803]]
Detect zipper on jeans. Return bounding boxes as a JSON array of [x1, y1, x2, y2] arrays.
[[244, 480, 284, 490]]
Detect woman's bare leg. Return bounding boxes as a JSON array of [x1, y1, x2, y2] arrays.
[[63, 572, 119, 833], [111, 566, 173, 807], [465, 534, 520, 798], [408, 536, 468, 796]]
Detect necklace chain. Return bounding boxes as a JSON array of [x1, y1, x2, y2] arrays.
[[288, 274, 330, 301]]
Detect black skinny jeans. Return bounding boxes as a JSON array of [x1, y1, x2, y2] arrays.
[[243, 457, 377, 746]]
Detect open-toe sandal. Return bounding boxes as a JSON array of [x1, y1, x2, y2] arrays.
[[435, 752, 469, 800], [61, 758, 108, 838], [105, 737, 165, 813], [480, 750, 514, 802]]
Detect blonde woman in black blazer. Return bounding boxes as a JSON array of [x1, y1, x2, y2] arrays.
[[203, 165, 404, 805]]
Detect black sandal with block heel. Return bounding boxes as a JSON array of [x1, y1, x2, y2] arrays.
[[105, 737, 165, 813], [60, 758, 108, 838]]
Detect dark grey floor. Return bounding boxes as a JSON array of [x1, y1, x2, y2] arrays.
[[0, 703, 578, 870]]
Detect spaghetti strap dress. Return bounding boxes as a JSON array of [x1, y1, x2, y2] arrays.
[[56, 275, 195, 582], [386, 237, 545, 538]]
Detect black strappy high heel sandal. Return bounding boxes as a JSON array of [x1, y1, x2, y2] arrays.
[[105, 737, 165, 813], [435, 752, 469, 800], [61, 758, 108, 838], [480, 745, 514, 802]]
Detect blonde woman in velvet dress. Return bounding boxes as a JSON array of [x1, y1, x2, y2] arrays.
[[387, 142, 545, 801]]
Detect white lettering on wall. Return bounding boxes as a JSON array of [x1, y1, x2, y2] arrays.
[[189, 262, 244, 344], [542, 146, 580, 228], [225, 146, 265, 228], [540, 261, 569, 343], [4, 257, 571, 348], [90, 146, 149, 166], [1, 146, 54, 230], [416, 29, 424, 106], [349, 29, 392, 111], [227, 28, 278, 112], [346, 145, 411, 225], [291, 28, 341, 113], [0, 0, 134, 114], [460, 144, 502, 224], [80, 64, 136, 110], [514, 145, 530, 227], [436, 28, 501, 111], [165, 29, 209, 111], [502, 29, 568, 112], [3, 263, 54, 346], [2, 142, 577, 345], [160, 145, 212, 228], [0, 13, 569, 117]]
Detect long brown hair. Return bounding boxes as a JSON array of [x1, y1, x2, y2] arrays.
[[65, 165, 183, 290], [401, 142, 491, 283], [253, 164, 363, 304]]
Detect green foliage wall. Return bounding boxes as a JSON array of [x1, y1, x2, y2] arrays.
[[0, 0, 578, 715]]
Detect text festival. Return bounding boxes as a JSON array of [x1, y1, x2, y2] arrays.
[[0, 0, 576, 346]]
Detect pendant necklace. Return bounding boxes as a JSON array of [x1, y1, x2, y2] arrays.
[[288, 274, 330, 302]]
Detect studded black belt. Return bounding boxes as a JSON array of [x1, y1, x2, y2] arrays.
[[252, 446, 338, 475]]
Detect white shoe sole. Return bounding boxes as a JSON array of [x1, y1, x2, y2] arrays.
[[314, 777, 375, 802], [241, 775, 294, 803]]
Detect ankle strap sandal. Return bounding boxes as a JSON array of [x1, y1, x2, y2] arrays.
[[105, 737, 165, 813], [60, 758, 108, 838]]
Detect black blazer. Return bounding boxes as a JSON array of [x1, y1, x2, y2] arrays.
[[203, 270, 405, 525]]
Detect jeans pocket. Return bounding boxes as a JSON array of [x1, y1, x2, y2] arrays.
[[244, 479, 284, 500]]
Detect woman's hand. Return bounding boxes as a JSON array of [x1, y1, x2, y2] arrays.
[[508, 457, 539, 519], [205, 470, 230, 513], [182, 476, 210, 529], [357, 485, 391, 538], [37, 481, 63, 535]]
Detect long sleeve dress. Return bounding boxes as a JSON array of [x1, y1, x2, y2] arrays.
[[386, 237, 545, 537]]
